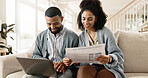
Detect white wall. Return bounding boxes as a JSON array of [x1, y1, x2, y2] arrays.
[[0, 0, 6, 23], [0, 0, 6, 46], [58, 4, 81, 33]]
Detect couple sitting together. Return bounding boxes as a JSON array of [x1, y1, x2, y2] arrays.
[[22, 0, 126, 78]]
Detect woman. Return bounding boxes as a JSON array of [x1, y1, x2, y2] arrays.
[[63, 0, 126, 78]]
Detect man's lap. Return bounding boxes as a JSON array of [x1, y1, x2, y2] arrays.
[[22, 69, 72, 78]]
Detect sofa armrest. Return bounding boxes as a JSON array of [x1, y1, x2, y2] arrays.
[[0, 43, 34, 78], [0, 52, 29, 78]]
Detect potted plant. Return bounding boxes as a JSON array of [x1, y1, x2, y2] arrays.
[[0, 23, 15, 55]]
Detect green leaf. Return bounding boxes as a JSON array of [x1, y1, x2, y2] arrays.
[[0, 23, 15, 40], [10, 37, 14, 40], [8, 24, 15, 27], [0, 31, 5, 39], [1, 33, 7, 39], [2, 23, 7, 30], [11, 30, 14, 32], [6, 27, 14, 33]]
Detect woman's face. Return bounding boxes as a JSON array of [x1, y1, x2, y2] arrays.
[[81, 10, 96, 31]]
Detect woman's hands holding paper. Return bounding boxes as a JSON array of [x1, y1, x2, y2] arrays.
[[96, 55, 112, 64]]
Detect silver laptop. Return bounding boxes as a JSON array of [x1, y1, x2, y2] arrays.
[[16, 57, 56, 77]]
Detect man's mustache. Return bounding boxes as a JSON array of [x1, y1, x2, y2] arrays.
[[50, 27, 59, 30], [48, 25, 63, 34]]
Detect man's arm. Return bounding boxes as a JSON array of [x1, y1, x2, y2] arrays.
[[32, 35, 48, 59], [72, 33, 79, 47], [54, 62, 66, 73], [63, 33, 79, 66]]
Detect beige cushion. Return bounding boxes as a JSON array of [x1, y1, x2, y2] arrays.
[[0, 53, 27, 78], [0, 43, 34, 78], [116, 31, 148, 72], [6, 71, 25, 78], [125, 73, 148, 78]]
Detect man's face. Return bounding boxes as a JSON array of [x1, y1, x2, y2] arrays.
[[45, 15, 63, 34]]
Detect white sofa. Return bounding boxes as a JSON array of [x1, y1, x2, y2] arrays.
[[0, 30, 148, 78], [115, 31, 148, 78], [0, 45, 34, 78]]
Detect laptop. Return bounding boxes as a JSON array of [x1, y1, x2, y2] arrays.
[[16, 57, 56, 77]]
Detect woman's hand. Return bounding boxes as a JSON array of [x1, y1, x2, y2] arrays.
[[96, 55, 112, 64], [63, 57, 72, 66]]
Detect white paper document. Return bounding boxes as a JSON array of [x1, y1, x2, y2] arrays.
[[66, 44, 105, 64]]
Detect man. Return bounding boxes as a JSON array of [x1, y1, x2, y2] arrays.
[[22, 7, 79, 78]]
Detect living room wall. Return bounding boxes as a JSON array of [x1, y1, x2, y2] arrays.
[[0, 0, 6, 23]]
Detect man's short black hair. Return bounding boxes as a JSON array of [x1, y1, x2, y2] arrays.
[[45, 7, 62, 17]]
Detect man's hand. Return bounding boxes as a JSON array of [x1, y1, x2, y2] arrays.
[[63, 57, 72, 66], [54, 62, 66, 73], [96, 55, 112, 64]]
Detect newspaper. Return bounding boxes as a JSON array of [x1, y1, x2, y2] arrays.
[[66, 44, 105, 64]]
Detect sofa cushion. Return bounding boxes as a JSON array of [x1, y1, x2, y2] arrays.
[[6, 71, 25, 78], [0, 53, 28, 78], [125, 73, 148, 78], [116, 31, 148, 72]]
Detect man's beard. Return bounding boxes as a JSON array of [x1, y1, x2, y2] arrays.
[[49, 25, 63, 34]]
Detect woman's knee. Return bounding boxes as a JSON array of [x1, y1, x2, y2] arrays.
[[79, 65, 96, 73], [77, 65, 97, 78], [96, 69, 115, 78]]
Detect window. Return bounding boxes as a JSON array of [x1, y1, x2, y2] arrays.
[[6, 0, 16, 53], [37, 10, 47, 33], [64, 9, 73, 30], [19, 3, 36, 52], [6, 0, 50, 53], [6, 0, 76, 53]]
